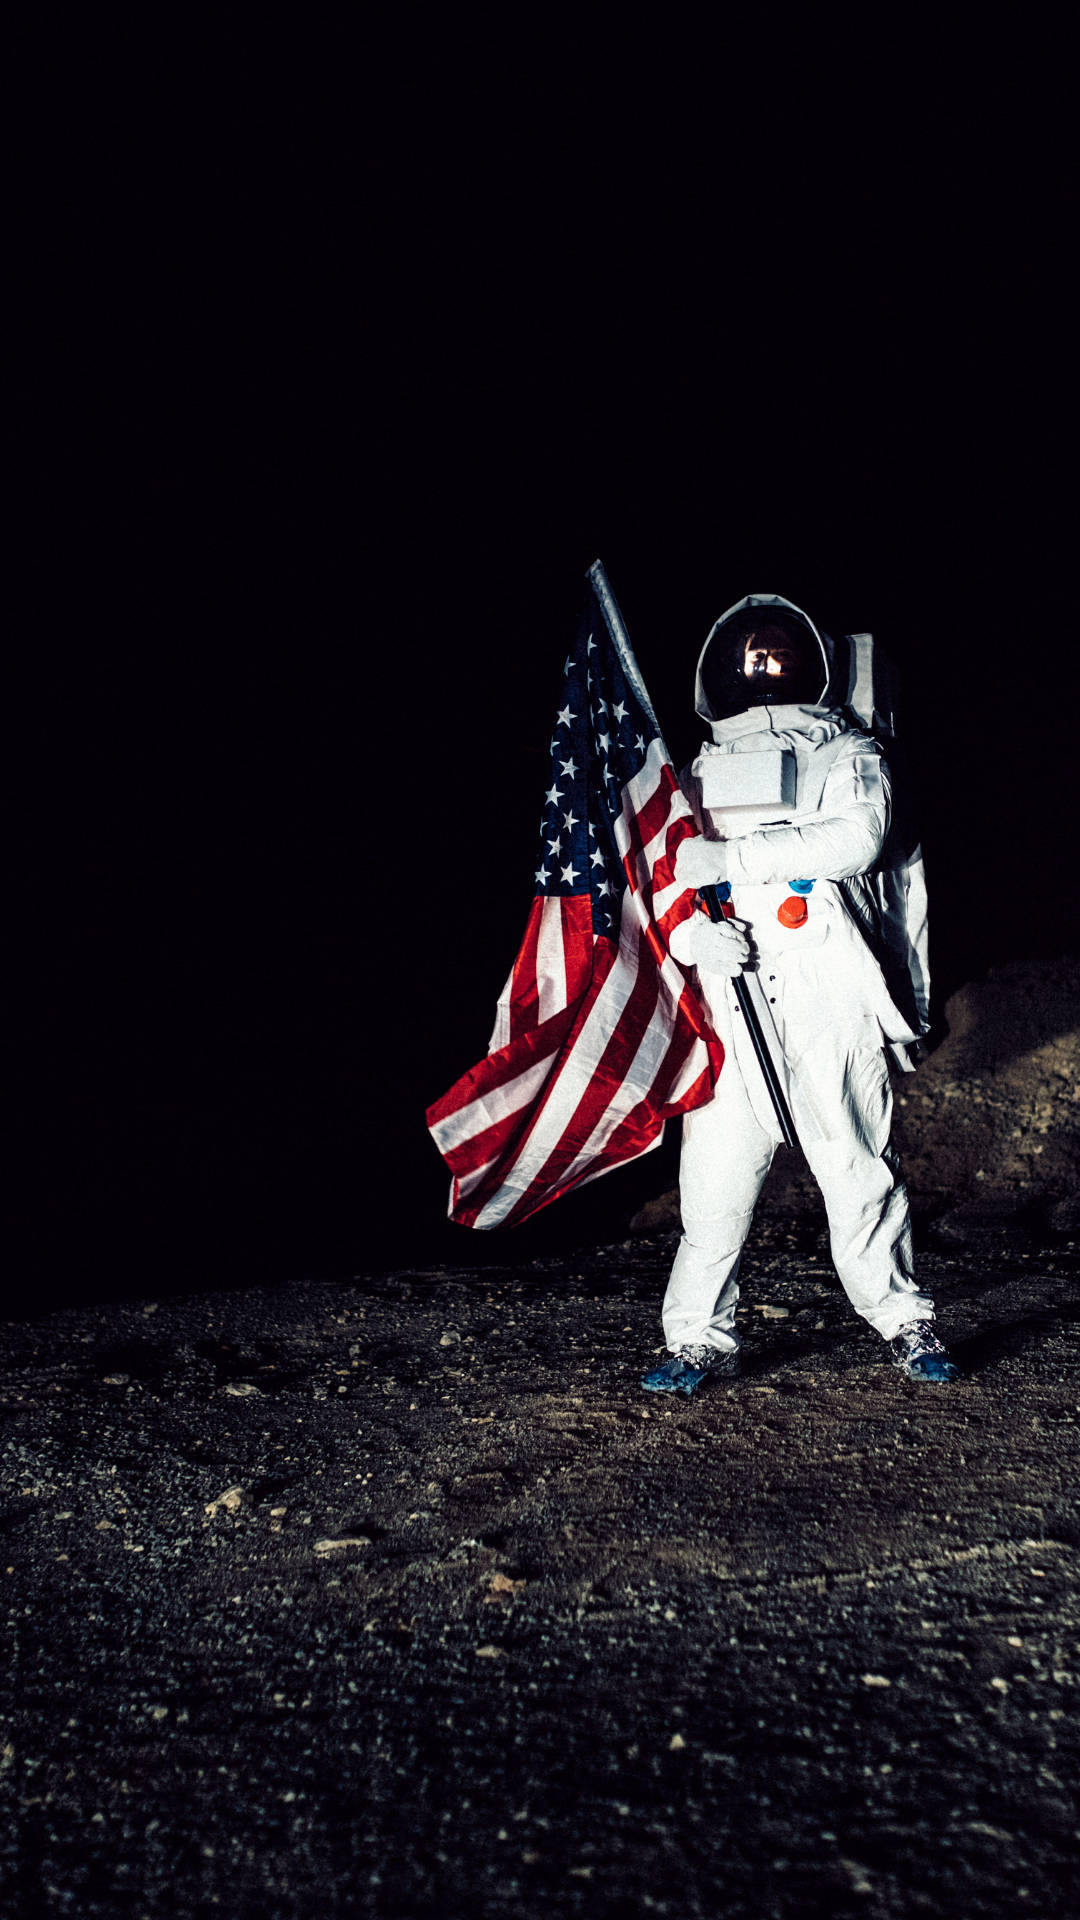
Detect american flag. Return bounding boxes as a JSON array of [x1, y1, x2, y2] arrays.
[[426, 560, 724, 1229]]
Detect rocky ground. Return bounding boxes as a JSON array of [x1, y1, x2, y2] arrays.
[[3, 955, 1078, 1917], [2, 1209, 1079, 1919]]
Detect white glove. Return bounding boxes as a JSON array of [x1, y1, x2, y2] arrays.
[[669, 913, 752, 976], [674, 835, 730, 892]]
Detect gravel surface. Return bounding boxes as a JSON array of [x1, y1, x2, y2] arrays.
[[2, 1214, 1079, 1917]]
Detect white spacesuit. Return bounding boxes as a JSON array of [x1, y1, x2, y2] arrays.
[[642, 595, 958, 1392]]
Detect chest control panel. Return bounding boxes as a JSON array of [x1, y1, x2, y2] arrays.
[[696, 748, 797, 824]]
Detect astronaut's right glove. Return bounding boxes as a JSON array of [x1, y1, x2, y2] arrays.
[[674, 835, 730, 892], [668, 913, 753, 976]]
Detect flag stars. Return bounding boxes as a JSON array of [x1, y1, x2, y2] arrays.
[[535, 864, 550, 887], [590, 845, 605, 868], [560, 862, 580, 886], [559, 757, 578, 779], [562, 809, 579, 831], [597, 731, 611, 754], [547, 834, 563, 858], [556, 706, 576, 728], [612, 701, 627, 722], [545, 783, 563, 807]]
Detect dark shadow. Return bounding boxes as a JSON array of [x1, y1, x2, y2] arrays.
[[949, 1296, 1080, 1376]]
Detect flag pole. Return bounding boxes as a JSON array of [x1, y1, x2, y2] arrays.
[[701, 886, 799, 1149], [587, 559, 800, 1151], [586, 559, 663, 737]]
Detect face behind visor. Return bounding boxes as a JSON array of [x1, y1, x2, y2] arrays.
[[699, 609, 828, 719]]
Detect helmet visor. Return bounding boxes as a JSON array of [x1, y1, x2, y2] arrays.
[[700, 610, 826, 718]]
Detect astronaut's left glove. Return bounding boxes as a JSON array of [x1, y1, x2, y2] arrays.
[[674, 835, 730, 893], [668, 913, 752, 975]]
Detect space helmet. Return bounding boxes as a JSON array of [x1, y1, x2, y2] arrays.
[[695, 597, 831, 721]]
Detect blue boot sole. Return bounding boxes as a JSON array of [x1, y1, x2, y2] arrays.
[[901, 1356, 961, 1384], [640, 1368, 708, 1396]]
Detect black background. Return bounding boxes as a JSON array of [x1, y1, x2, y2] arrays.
[[12, 18, 1075, 1304]]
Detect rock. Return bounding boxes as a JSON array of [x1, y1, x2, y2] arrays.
[[314, 1535, 372, 1554], [205, 1487, 245, 1517], [629, 958, 1080, 1228], [1045, 1194, 1080, 1235], [628, 1191, 681, 1233], [894, 960, 1080, 1207], [840, 1859, 875, 1895], [485, 1572, 525, 1602]]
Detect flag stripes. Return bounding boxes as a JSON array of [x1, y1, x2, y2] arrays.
[[426, 563, 724, 1230]]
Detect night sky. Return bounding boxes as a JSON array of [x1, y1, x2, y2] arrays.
[[13, 19, 1074, 1304]]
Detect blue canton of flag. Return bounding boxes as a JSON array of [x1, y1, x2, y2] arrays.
[[536, 594, 653, 938]]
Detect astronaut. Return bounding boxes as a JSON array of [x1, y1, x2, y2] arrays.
[[642, 597, 959, 1393]]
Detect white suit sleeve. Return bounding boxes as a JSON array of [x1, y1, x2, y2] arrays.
[[721, 744, 891, 885]]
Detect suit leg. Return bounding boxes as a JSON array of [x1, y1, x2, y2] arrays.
[[661, 1059, 777, 1354]]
